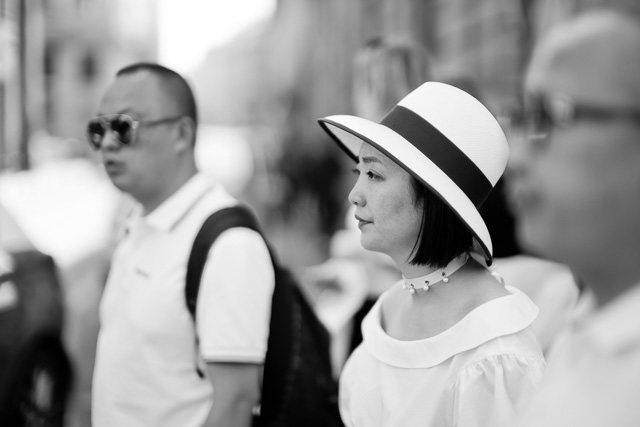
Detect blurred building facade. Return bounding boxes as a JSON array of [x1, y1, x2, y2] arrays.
[[1, 0, 157, 171], [3, 0, 639, 255], [432, 0, 640, 109]]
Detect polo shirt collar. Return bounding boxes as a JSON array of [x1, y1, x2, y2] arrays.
[[144, 173, 215, 232], [580, 283, 640, 354], [362, 286, 539, 368]]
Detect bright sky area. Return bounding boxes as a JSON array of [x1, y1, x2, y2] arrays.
[[157, 0, 276, 75], [157, 0, 276, 212]]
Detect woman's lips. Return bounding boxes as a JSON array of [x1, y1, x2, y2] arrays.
[[355, 215, 372, 228]]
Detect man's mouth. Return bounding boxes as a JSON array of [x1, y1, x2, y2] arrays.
[[104, 159, 125, 174]]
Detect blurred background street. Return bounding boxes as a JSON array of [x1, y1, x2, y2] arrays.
[[1, 0, 638, 425]]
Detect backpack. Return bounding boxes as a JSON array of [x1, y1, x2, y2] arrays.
[[185, 204, 344, 427]]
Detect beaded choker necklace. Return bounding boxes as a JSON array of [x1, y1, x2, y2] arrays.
[[402, 253, 469, 296]]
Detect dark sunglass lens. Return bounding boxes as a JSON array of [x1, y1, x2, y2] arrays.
[[507, 105, 525, 129], [520, 96, 551, 147], [109, 117, 133, 145], [87, 121, 106, 149]]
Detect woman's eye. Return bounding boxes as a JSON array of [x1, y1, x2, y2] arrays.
[[367, 171, 381, 181], [352, 166, 381, 181]]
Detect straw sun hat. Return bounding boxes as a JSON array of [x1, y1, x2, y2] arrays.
[[318, 81, 509, 264]]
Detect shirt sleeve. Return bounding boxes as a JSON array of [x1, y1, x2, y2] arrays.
[[195, 227, 275, 363], [453, 354, 545, 427]]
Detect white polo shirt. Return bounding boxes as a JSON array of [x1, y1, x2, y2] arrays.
[[92, 173, 274, 427]]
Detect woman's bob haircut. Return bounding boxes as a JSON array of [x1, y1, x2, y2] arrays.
[[408, 177, 473, 268]]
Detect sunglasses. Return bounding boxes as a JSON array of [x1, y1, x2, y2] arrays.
[[511, 93, 640, 146], [86, 114, 183, 149]]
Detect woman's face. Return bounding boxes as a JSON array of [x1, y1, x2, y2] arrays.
[[348, 143, 424, 263]]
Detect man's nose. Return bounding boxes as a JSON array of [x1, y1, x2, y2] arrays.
[[505, 133, 529, 181], [512, 133, 553, 185], [100, 130, 121, 151]]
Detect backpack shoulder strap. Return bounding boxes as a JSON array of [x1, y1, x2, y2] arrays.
[[185, 204, 261, 323]]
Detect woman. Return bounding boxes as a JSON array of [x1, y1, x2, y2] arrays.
[[310, 37, 435, 377], [318, 82, 544, 427]]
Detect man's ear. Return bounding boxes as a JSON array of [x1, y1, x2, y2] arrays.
[[174, 117, 196, 153]]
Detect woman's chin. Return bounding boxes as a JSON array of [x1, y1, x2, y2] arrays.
[[359, 236, 385, 255]]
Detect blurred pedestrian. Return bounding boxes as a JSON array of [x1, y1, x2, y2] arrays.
[[318, 81, 544, 427], [510, 9, 640, 427], [87, 63, 274, 427], [308, 37, 433, 376]]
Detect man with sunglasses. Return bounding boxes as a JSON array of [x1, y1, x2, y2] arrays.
[[510, 9, 640, 427], [89, 63, 275, 427]]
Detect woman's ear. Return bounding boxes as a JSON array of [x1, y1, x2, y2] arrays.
[[174, 117, 196, 153]]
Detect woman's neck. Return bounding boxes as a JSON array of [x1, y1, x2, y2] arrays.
[[399, 262, 439, 280], [399, 254, 469, 294], [397, 254, 469, 279]]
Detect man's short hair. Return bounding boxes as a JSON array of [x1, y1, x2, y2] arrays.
[[116, 62, 198, 125]]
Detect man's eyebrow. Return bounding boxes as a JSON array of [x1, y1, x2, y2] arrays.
[[360, 156, 382, 164], [96, 108, 134, 116]]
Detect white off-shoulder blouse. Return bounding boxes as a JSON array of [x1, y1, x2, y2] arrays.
[[339, 285, 545, 427]]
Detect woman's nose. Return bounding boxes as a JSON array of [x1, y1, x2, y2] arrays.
[[348, 180, 365, 207]]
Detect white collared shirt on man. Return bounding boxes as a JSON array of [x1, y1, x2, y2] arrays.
[[516, 284, 640, 427], [92, 173, 274, 427]]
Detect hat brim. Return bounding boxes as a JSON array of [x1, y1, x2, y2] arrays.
[[318, 114, 493, 263]]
